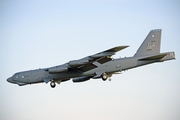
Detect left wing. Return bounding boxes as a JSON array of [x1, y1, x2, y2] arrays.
[[73, 46, 129, 72], [46, 46, 129, 73]]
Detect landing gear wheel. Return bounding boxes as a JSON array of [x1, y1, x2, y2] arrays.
[[50, 81, 56, 88], [102, 73, 108, 81]]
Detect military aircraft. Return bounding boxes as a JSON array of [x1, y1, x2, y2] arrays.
[[7, 29, 175, 88]]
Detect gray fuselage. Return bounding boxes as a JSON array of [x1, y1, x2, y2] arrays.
[[7, 56, 159, 86]]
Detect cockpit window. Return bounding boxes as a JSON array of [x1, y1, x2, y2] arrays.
[[16, 75, 18, 78], [14, 73, 19, 79]]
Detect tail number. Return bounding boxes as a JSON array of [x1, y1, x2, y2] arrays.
[[146, 42, 155, 51]]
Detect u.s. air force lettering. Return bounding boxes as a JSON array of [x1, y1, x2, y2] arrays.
[[146, 41, 155, 51]]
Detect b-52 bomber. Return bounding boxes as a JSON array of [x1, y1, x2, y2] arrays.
[[7, 29, 175, 88]]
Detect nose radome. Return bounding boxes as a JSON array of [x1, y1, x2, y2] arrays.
[[7, 77, 12, 83]]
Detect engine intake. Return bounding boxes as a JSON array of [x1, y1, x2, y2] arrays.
[[69, 59, 89, 67], [48, 67, 68, 74]]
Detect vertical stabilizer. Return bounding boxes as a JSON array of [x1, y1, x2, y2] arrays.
[[134, 29, 161, 57]]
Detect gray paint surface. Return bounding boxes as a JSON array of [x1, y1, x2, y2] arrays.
[[7, 29, 175, 88]]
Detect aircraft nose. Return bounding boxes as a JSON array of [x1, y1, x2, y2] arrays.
[[7, 77, 13, 83]]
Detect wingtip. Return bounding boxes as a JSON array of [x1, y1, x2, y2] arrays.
[[116, 45, 129, 47], [117, 45, 129, 48], [115, 45, 129, 52]]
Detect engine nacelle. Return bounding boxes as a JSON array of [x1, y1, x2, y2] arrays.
[[73, 76, 92, 82], [69, 59, 89, 67], [48, 67, 68, 74]]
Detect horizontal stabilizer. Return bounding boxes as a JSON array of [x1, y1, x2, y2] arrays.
[[138, 53, 167, 61]]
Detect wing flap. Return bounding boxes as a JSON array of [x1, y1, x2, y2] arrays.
[[97, 57, 113, 64], [77, 63, 97, 72]]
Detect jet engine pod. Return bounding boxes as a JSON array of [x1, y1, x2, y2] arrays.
[[48, 67, 68, 74], [72, 76, 92, 82], [69, 59, 89, 67]]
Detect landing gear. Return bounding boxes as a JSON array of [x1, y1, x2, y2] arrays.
[[50, 81, 56, 88], [102, 73, 108, 81]]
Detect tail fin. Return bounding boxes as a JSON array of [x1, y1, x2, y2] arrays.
[[134, 29, 161, 57]]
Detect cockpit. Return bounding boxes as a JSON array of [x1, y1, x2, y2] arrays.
[[7, 72, 27, 86], [13, 73, 19, 80], [7, 73, 20, 84]]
